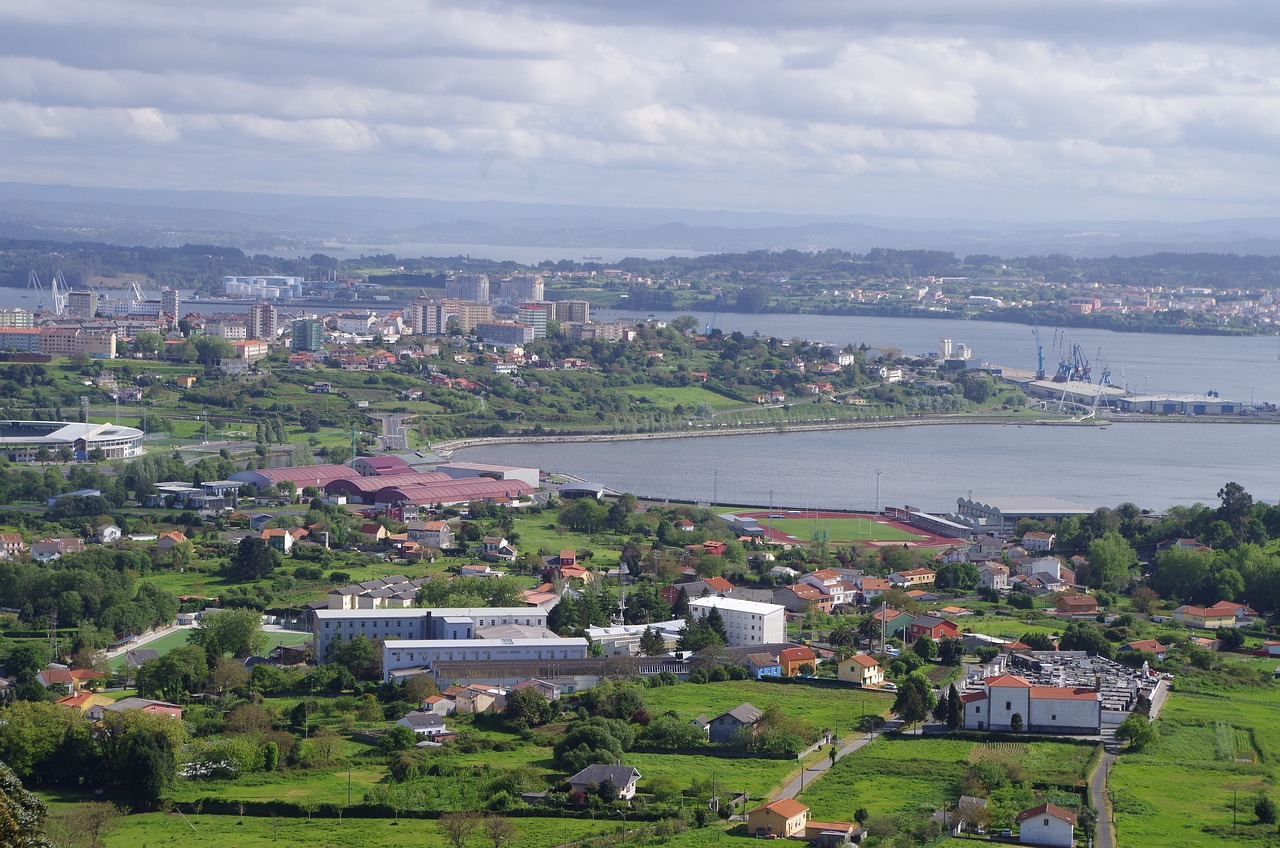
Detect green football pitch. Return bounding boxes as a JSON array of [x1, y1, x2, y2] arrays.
[[749, 515, 925, 543]]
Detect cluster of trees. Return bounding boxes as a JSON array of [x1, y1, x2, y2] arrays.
[[0, 552, 178, 651]]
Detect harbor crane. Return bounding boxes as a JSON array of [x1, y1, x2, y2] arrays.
[[1032, 320, 1046, 379]]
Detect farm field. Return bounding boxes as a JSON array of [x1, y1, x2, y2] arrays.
[[1110, 674, 1280, 847], [642, 679, 895, 742], [797, 736, 1095, 827], [90, 809, 614, 848]]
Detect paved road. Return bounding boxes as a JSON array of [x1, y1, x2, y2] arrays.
[[1089, 751, 1117, 848], [776, 717, 905, 800]]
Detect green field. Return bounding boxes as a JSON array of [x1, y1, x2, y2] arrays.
[[621, 385, 743, 411], [798, 736, 1094, 827], [754, 515, 924, 543], [642, 679, 894, 742], [110, 627, 311, 671], [88, 809, 614, 848], [1110, 670, 1280, 847]]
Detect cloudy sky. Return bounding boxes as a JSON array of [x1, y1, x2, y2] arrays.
[[2, 0, 1278, 222]]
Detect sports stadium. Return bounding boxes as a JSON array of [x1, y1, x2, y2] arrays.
[[0, 420, 145, 462]]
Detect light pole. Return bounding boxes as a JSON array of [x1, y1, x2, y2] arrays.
[[875, 469, 883, 514]]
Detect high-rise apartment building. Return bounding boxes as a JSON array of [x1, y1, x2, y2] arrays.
[[67, 291, 99, 321], [517, 303, 550, 339], [445, 274, 490, 303], [552, 299, 590, 324], [248, 302, 278, 340], [291, 318, 326, 352]]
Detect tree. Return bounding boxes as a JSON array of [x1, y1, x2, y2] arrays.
[[1217, 482, 1254, 545], [937, 637, 964, 666], [892, 672, 936, 728], [1114, 713, 1156, 751], [1255, 794, 1277, 825], [136, 646, 208, 702], [704, 607, 729, 644], [503, 686, 550, 728], [639, 627, 667, 657], [379, 725, 418, 753], [208, 656, 250, 696], [484, 815, 516, 848], [1151, 547, 1213, 602], [1087, 532, 1138, 592], [439, 810, 481, 848], [933, 690, 950, 723], [828, 623, 859, 648], [329, 634, 380, 680], [946, 683, 961, 730], [1009, 712, 1024, 733], [1059, 621, 1115, 659], [226, 536, 281, 581], [912, 634, 937, 661], [118, 729, 177, 809], [47, 801, 123, 848], [187, 608, 266, 660], [0, 760, 53, 848]]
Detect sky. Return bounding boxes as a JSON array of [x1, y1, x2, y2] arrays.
[[2, 1, 1279, 222]]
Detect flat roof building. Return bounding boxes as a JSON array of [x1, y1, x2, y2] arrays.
[[688, 596, 786, 646]]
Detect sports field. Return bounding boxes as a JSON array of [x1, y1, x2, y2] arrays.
[[731, 510, 942, 547]]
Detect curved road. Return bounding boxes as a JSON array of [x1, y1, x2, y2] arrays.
[[776, 717, 905, 800]]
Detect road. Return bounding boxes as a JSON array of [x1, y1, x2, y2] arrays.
[[1089, 751, 1117, 848], [776, 716, 905, 800]]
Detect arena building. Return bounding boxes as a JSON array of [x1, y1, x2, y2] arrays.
[[0, 420, 144, 462]]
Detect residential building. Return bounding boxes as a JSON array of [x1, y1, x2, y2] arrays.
[[1055, 596, 1098, 616], [441, 299, 494, 333], [744, 652, 782, 679], [406, 520, 454, 549], [707, 702, 762, 744], [474, 321, 534, 348], [445, 274, 490, 303], [977, 562, 1010, 591], [1120, 640, 1170, 661], [890, 567, 937, 588], [908, 615, 960, 642], [568, 764, 641, 800], [409, 297, 447, 335], [248, 302, 279, 340], [551, 299, 590, 323], [95, 523, 122, 544], [396, 711, 451, 738], [517, 302, 550, 338], [291, 319, 325, 352], [1021, 531, 1056, 551], [0, 533, 26, 559], [261, 527, 296, 553], [748, 798, 809, 839], [837, 654, 885, 687], [688, 596, 786, 646], [31, 537, 83, 562], [502, 275, 545, 304], [1173, 600, 1256, 629], [1016, 803, 1076, 847], [67, 290, 99, 320], [778, 645, 818, 676]]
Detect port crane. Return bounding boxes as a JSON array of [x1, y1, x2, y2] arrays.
[[1032, 320, 1046, 379], [26, 270, 68, 315]]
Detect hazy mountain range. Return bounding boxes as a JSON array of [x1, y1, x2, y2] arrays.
[[3, 182, 1280, 260]]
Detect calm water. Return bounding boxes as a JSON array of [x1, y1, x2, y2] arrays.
[[458, 423, 1277, 513]]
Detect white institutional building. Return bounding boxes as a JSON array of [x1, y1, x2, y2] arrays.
[[688, 596, 786, 646], [960, 674, 1101, 734], [312, 607, 547, 661], [382, 638, 589, 683]]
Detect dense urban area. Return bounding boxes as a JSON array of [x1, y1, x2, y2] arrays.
[[1, 249, 1279, 848]]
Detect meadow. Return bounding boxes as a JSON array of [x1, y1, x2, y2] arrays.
[[641, 679, 895, 741], [91, 809, 615, 848], [1110, 666, 1280, 847], [797, 735, 1095, 828]]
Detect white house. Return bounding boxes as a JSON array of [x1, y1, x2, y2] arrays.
[[95, 523, 122, 544], [1016, 803, 1076, 847], [977, 562, 1010, 592], [396, 711, 450, 738], [567, 764, 642, 800], [407, 520, 454, 549]]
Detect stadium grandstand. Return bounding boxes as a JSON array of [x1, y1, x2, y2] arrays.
[[0, 420, 144, 462]]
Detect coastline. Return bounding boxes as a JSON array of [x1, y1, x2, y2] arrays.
[[433, 412, 1279, 453]]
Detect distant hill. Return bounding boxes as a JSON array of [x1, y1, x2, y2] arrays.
[[2, 181, 1280, 259]]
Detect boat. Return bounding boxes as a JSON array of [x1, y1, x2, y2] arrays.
[[582, 254, 603, 261]]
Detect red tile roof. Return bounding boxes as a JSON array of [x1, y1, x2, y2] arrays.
[[984, 674, 1031, 688], [751, 798, 808, 818], [1016, 802, 1077, 824]]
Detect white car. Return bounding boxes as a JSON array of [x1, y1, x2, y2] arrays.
[[880, 682, 897, 691]]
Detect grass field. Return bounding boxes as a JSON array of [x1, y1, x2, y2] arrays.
[[87, 809, 614, 848], [798, 736, 1094, 827], [729, 511, 923, 543], [621, 385, 744, 411], [1110, 669, 1280, 847], [642, 679, 894, 742]]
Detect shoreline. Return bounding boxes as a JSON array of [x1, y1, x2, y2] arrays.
[[432, 412, 1279, 453]]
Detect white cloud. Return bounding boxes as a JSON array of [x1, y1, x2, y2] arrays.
[[0, 1, 1278, 219]]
